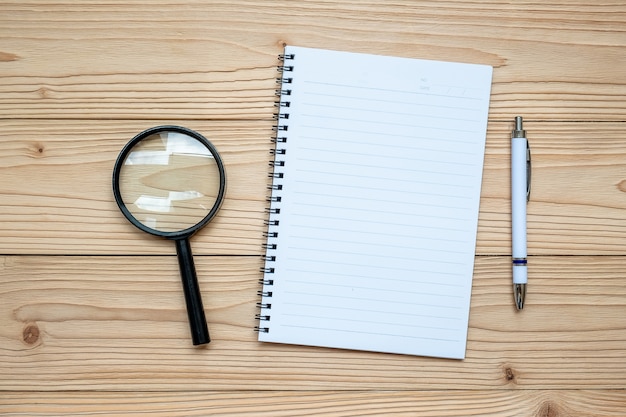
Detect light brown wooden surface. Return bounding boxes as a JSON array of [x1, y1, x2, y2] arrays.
[[0, 1, 625, 416]]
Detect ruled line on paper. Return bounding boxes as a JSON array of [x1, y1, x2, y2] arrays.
[[288, 208, 470, 226], [289, 223, 469, 245], [302, 102, 484, 123], [301, 114, 480, 134], [285, 246, 467, 266], [285, 266, 466, 287], [294, 169, 474, 191], [289, 211, 471, 233], [283, 301, 463, 321], [284, 313, 461, 333], [290, 200, 473, 223], [286, 258, 467, 281], [282, 315, 461, 335], [287, 234, 467, 256], [304, 91, 481, 112], [293, 168, 475, 193], [303, 80, 486, 101], [296, 147, 477, 168], [294, 162, 477, 185], [293, 179, 475, 201], [283, 290, 464, 311], [299, 126, 480, 146], [299, 135, 479, 155], [278, 324, 461, 343], [280, 299, 463, 324], [286, 279, 464, 299]]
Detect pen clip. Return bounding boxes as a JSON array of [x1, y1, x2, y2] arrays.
[[526, 140, 531, 202]]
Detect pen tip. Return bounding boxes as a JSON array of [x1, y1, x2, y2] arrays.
[[514, 283, 526, 310], [515, 116, 523, 131]]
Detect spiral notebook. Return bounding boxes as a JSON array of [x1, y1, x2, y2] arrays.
[[257, 46, 493, 359]]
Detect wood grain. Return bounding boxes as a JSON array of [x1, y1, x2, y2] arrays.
[[1, 390, 625, 417], [0, 119, 271, 255], [0, 255, 623, 391], [1, 2, 625, 121]]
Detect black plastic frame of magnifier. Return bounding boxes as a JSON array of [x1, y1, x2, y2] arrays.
[[112, 125, 226, 346]]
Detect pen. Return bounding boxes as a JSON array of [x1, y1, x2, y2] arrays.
[[511, 116, 530, 310]]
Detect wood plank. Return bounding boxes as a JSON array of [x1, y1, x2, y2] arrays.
[[1, 120, 626, 255], [1, 390, 625, 417], [1, 2, 625, 120], [0, 255, 624, 391], [0, 119, 271, 255]]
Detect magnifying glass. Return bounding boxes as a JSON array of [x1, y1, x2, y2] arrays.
[[112, 125, 226, 345]]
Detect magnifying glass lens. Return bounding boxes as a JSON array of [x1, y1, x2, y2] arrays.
[[117, 130, 221, 234]]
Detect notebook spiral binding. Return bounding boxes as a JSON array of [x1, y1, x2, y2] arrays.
[[255, 52, 294, 334]]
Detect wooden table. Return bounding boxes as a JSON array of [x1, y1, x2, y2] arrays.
[[1, 1, 625, 415]]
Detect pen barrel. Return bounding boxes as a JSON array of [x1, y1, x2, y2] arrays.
[[511, 137, 528, 282], [513, 263, 527, 284]]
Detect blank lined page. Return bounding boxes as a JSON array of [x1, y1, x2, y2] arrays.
[[259, 46, 493, 359]]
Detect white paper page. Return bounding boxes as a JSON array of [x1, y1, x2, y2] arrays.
[[259, 46, 492, 359]]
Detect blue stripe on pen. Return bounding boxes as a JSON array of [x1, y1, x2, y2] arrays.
[[512, 259, 527, 265]]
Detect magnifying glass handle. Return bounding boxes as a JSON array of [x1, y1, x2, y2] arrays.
[[175, 238, 210, 345]]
